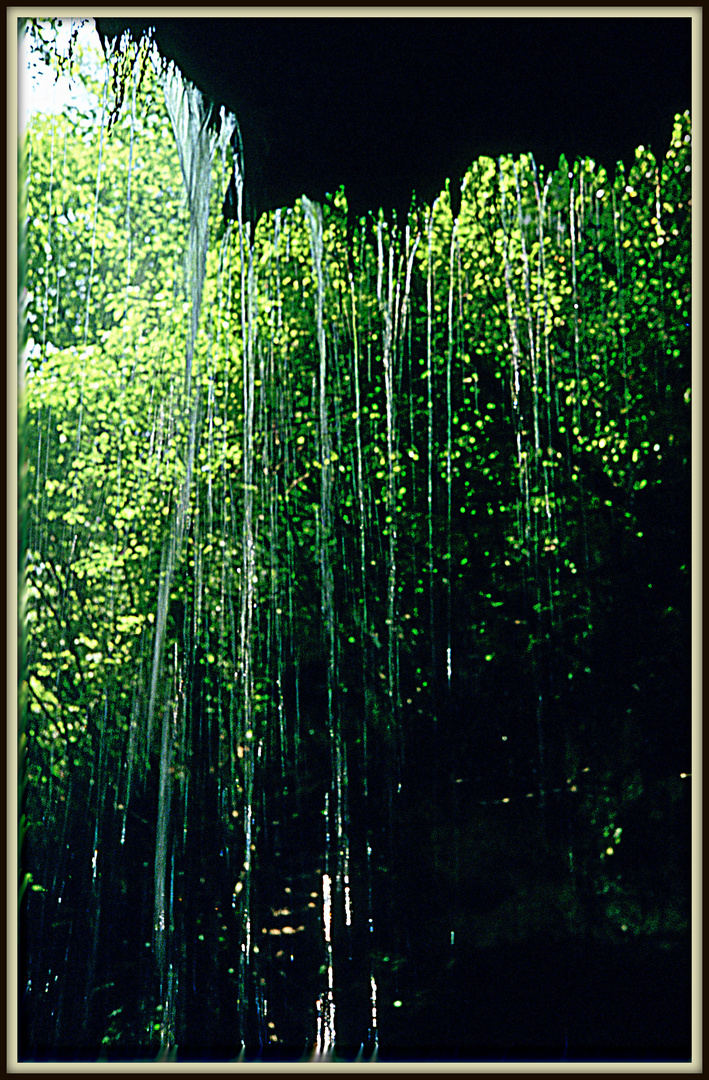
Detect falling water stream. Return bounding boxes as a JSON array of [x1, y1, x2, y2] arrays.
[[19, 27, 693, 1063]]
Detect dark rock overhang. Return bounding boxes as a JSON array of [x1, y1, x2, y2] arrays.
[[94, 16, 692, 225]]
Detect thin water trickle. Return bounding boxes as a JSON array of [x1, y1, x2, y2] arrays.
[[425, 209, 436, 703], [445, 220, 457, 688]]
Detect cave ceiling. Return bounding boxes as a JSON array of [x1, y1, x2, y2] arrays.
[[94, 16, 692, 224]]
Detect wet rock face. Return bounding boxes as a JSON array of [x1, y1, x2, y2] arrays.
[[94, 17, 691, 225]]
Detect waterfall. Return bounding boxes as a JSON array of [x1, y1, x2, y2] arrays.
[[19, 21, 692, 1062]]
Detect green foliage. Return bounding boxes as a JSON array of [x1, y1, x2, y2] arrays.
[[23, 38, 242, 800], [22, 17, 690, 968], [25, 76, 187, 356], [25, 18, 89, 81]]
